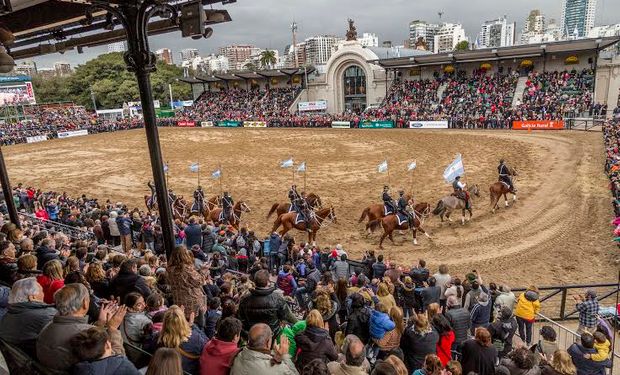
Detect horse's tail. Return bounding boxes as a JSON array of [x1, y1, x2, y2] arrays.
[[432, 200, 444, 215], [267, 203, 279, 219], [368, 218, 382, 232], [358, 207, 370, 223]]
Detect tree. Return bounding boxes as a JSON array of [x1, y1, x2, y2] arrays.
[[454, 40, 469, 51], [259, 50, 277, 69], [243, 62, 258, 72]]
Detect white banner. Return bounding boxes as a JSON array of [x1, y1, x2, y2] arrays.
[[26, 135, 48, 143], [408, 120, 449, 129], [331, 121, 351, 129], [57, 129, 89, 139], [244, 121, 267, 128], [201, 121, 214, 127], [298, 100, 327, 112]]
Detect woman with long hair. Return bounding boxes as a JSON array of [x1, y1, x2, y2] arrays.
[[36, 259, 64, 304], [413, 354, 443, 375], [334, 278, 348, 324], [63, 256, 80, 277], [432, 312, 455, 366], [401, 312, 439, 373], [84, 261, 110, 299], [311, 289, 339, 338], [167, 245, 206, 327], [377, 306, 405, 359], [385, 355, 409, 375], [145, 347, 183, 375], [541, 350, 577, 375], [294, 309, 338, 371], [377, 282, 397, 312], [122, 292, 153, 366], [444, 278, 464, 306]]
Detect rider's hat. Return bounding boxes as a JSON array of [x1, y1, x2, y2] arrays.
[[455, 175, 460, 180], [499, 159, 505, 163], [292, 184, 296, 188], [399, 190, 404, 195], [223, 191, 229, 196], [197, 186, 202, 190], [383, 185, 389, 190]]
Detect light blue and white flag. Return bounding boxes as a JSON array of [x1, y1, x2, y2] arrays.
[[189, 162, 199, 173], [443, 154, 464, 183], [163, 163, 169, 174], [280, 157, 294, 168], [377, 160, 388, 173], [407, 160, 417, 171], [297, 161, 306, 173], [211, 169, 222, 179]]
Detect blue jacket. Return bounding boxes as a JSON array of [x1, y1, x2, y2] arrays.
[[269, 234, 281, 256], [184, 223, 202, 249], [568, 343, 611, 375], [116, 217, 132, 236], [369, 310, 395, 340], [72, 355, 140, 375], [179, 324, 208, 375]]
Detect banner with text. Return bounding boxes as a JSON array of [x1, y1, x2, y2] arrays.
[[408, 120, 449, 129], [26, 135, 48, 143], [217, 120, 241, 127], [331, 121, 351, 129], [298, 100, 328, 112], [177, 120, 196, 127], [57, 130, 88, 139], [201, 121, 214, 127], [512, 120, 564, 130], [359, 120, 394, 129], [244, 121, 267, 128]]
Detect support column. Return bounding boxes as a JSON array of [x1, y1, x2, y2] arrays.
[[0, 147, 19, 228]]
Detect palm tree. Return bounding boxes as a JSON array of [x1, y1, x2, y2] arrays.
[[259, 50, 277, 70]]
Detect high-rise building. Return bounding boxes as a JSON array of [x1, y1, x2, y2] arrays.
[[560, 0, 596, 39], [284, 42, 306, 68], [180, 48, 200, 62], [207, 55, 230, 73], [218, 45, 260, 70], [304, 35, 342, 65], [433, 23, 467, 53], [409, 20, 440, 52], [54, 62, 72, 76], [525, 10, 546, 34], [107, 41, 127, 53], [155, 48, 174, 64], [359, 33, 379, 47], [14, 61, 37, 76], [519, 10, 561, 45], [478, 16, 515, 48]]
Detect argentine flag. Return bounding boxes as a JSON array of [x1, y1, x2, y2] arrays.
[[377, 160, 388, 173], [280, 157, 294, 168], [163, 163, 169, 174], [443, 154, 464, 183], [189, 162, 199, 173], [407, 160, 417, 171], [297, 162, 306, 173], [211, 169, 222, 179]]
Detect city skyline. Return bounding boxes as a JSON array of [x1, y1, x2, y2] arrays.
[[28, 0, 620, 69]]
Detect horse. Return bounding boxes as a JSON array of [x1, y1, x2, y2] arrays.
[[144, 194, 156, 212], [369, 210, 430, 248], [171, 196, 190, 221], [489, 166, 518, 213], [271, 206, 337, 245], [266, 193, 323, 219], [432, 184, 480, 225], [206, 195, 221, 211], [207, 200, 251, 230], [359, 194, 431, 233]]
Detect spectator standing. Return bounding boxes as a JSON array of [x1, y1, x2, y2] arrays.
[[400, 313, 439, 373], [514, 286, 541, 345], [470, 292, 492, 334], [574, 290, 600, 335], [372, 254, 387, 279], [166, 245, 206, 324], [444, 295, 470, 350], [331, 254, 350, 282], [421, 277, 441, 312], [109, 259, 152, 301], [117, 212, 133, 255], [185, 217, 202, 249], [433, 265, 451, 309], [487, 306, 518, 358], [460, 327, 497, 375]]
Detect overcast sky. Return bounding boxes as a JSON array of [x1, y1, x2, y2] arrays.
[[30, 0, 620, 68]]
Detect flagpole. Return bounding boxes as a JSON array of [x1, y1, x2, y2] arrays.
[[218, 164, 223, 196], [387, 159, 391, 187], [197, 163, 201, 187], [303, 164, 307, 193], [166, 160, 169, 188], [410, 170, 413, 196]]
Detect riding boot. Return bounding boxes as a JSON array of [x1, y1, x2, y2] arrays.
[[306, 221, 313, 233]]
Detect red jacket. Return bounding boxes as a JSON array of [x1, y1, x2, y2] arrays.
[[199, 338, 239, 375], [37, 275, 65, 304], [436, 331, 455, 365]]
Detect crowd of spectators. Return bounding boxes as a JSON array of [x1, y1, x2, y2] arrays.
[[0, 180, 613, 375], [603, 114, 620, 242]]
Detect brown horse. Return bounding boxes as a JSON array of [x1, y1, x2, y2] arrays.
[[206, 195, 221, 210], [266, 193, 323, 219], [489, 166, 518, 213], [207, 201, 251, 230], [171, 196, 189, 221], [359, 195, 431, 233], [369, 211, 430, 249], [271, 206, 337, 244]]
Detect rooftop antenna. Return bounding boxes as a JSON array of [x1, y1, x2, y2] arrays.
[[291, 20, 298, 68], [438, 11, 444, 21]]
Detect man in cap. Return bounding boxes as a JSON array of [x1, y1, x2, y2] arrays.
[[221, 191, 234, 225], [452, 176, 469, 209], [382, 185, 396, 214], [192, 185, 205, 213], [574, 289, 600, 335], [498, 159, 516, 192]]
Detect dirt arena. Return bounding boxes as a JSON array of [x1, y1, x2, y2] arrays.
[[4, 128, 617, 286]]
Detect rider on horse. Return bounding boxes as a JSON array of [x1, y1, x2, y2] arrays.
[[397, 190, 414, 223], [222, 191, 234, 224], [147, 181, 157, 208], [382, 186, 396, 214], [288, 185, 302, 212], [498, 159, 516, 192], [452, 176, 470, 209], [192, 186, 205, 212]]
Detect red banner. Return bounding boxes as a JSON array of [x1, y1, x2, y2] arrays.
[[512, 120, 564, 130], [177, 120, 196, 127]]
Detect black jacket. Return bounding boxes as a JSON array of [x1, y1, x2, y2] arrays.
[[0, 301, 57, 357], [184, 223, 202, 249], [345, 305, 372, 344], [487, 315, 518, 357], [397, 284, 419, 310], [445, 307, 471, 345], [294, 326, 338, 371], [460, 339, 498, 375], [36, 245, 58, 270], [237, 286, 297, 337], [109, 271, 151, 302], [72, 355, 141, 375], [400, 327, 439, 373]]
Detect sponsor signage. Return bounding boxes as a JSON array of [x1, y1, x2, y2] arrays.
[[244, 121, 267, 128], [298, 100, 328, 112], [331, 121, 351, 129], [26, 135, 48, 143], [201, 121, 214, 127], [408, 120, 449, 129], [512, 120, 564, 130], [217, 120, 241, 127], [0, 76, 32, 83], [57, 130, 89, 139], [177, 120, 196, 127], [359, 120, 395, 129]]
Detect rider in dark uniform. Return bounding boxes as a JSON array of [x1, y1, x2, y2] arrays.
[[222, 191, 233, 224], [193, 186, 205, 212], [497, 159, 515, 192], [288, 185, 301, 212], [382, 186, 396, 214], [452, 176, 470, 209], [147, 181, 157, 208], [299, 192, 313, 233], [397, 190, 413, 223]]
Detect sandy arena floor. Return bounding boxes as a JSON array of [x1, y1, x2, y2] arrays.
[[4, 127, 617, 285]]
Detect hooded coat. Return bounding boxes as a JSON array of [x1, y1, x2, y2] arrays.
[[199, 338, 240, 375], [294, 326, 338, 370]]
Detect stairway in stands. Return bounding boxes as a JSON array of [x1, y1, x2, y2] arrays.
[[436, 82, 448, 103], [512, 76, 528, 108]]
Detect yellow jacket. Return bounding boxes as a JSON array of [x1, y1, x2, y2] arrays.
[[591, 340, 611, 361], [513, 292, 540, 320]]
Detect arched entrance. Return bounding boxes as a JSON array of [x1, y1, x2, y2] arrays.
[[343, 65, 366, 113]]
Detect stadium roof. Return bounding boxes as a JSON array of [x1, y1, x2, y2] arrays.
[[375, 36, 620, 68], [0, 0, 232, 60], [367, 46, 432, 60], [180, 67, 315, 84]]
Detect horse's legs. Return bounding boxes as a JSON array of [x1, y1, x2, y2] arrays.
[[461, 209, 466, 225], [379, 231, 388, 249], [412, 228, 418, 245], [504, 193, 509, 207], [512, 192, 517, 202], [388, 232, 395, 244]]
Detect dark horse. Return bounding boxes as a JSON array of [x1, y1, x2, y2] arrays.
[[271, 206, 336, 245], [207, 201, 251, 230], [369, 211, 430, 249], [266, 193, 323, 219], [490, 166, 518, 213]]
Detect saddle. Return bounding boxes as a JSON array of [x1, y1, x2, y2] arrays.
[[396, 212, 410, 226], [294, 213, 305, 225], [383, 204, 395, 216]]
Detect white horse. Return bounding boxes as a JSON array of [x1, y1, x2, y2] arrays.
[[432, 184, 480, 225]]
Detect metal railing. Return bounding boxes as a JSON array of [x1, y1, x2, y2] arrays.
[[18, 213, 95, 240]]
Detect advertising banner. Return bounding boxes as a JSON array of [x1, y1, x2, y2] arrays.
[[26, 135, 48, 143], [512, 120, 564, 130], [298, 100, 328, 112], [177, 120, 196, 127], [57, 130, 88, 139], [331, 121, 351, 129], [359, 120, 394, 129], [244, 121, 267, 128], [217, 120, 241, 127], [408, 120, 449, 129], [201, 121, 214, 127]]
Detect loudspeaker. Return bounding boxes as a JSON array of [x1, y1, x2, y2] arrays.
[[180, 1, 205, 38]]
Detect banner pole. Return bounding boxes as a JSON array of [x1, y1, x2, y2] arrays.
[[219, 164, 223, 196], [166, 160, 169, 188], [387, 160, 391, 187], [197, 163, 201, 187], [303, 164, 307, 193]]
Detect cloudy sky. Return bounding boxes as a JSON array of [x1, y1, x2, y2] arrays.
[[30, 0, 620, 68]]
